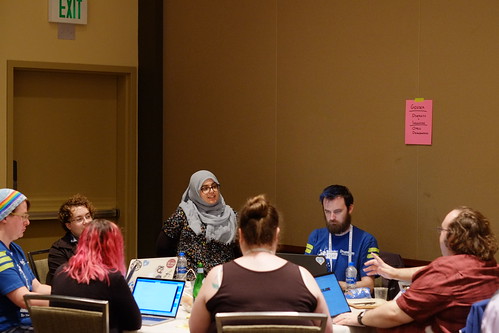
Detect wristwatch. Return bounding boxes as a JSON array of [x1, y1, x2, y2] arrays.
[[357, 311, 366, 326]]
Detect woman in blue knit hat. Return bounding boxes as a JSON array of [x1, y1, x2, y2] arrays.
[[0, 189, 51, 333]]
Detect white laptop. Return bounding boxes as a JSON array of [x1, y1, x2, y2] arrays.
[[126, 257, 178, 291], [132, 277, 185, 326], [314, 272, 351, 317]]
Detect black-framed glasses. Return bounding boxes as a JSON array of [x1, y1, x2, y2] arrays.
[[200, 183, 220, 194], [436, 227, 448, 233], [9, 212, 30, 221]]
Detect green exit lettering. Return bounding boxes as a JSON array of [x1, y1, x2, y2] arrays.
[[59, 0, 84, 19]]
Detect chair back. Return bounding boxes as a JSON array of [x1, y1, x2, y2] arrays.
[[27, 248, 50, 284], [378, 251, 405, 300], [215, 312, 328, 333], [24, 294, 109, 333]]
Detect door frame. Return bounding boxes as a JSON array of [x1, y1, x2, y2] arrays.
[[6, 60, 138, 260]]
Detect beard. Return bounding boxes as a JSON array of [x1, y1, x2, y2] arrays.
[[326, 213, 352, 234]]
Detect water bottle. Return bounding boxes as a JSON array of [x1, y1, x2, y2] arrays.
[[345, 262, 357, 290], [176, 252, 188, 280], [192, 262, 205, 299]]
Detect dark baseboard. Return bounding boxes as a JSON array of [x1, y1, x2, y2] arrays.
[[277, 244, 431, 268]]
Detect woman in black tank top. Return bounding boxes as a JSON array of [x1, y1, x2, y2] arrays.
[[189, 194, 333, 333]]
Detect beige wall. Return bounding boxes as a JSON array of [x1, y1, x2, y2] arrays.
[[0, 1, 138, 253], [163, 0, 499, 261]]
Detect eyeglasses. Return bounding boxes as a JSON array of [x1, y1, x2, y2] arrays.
[[71, 214, 93, 224], [9, 212, 30, 221], [200, 183, 220, 194], [436, 227, 448, 233]]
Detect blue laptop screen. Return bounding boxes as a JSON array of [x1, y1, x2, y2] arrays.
[[314, 272, 351, 317], [132, 277, 185, 318]]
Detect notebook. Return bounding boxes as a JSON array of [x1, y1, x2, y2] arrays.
[[132, 277, 185, 326], [314, 272, 351, 317], [277, 253, 328, 277]]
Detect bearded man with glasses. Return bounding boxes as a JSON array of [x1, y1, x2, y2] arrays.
[[334, 206, 498, 332]]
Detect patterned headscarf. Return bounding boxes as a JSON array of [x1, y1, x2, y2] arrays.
[[179, 170, 236, 244]]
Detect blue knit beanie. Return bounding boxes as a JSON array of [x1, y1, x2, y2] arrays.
[[0, 189, 27, 221]]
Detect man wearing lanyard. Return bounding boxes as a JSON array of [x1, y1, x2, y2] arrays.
[[305, 184, 379, 291]]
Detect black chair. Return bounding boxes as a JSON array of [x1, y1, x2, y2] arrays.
[[378, 251, 405, 300], [27, 248, 50, 284]]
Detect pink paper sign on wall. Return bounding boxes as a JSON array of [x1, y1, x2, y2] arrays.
[[405, 99, 433, 145]]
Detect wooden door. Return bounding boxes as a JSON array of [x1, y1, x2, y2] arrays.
[[7, 61, 137, 260]]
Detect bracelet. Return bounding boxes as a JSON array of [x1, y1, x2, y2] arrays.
[[357, 311, 366, 326]]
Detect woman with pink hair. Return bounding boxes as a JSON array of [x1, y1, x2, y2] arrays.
[[51, 219, 141, 333]]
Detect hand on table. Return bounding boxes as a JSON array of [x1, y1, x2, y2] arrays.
[[333, 312, 362, 327]]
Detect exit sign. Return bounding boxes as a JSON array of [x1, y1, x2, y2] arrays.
[[49, 0, 88, 25]]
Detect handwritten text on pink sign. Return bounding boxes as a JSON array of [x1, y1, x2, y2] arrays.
[[405, 100, 432, 145]]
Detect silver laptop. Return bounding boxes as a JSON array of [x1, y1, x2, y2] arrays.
[[277, 253, 328, 277], [132, 277, 185, 326]]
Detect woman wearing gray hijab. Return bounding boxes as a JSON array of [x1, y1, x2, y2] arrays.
[[156, 170, 240, 274]]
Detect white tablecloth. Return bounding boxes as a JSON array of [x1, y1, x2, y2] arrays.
[[135, 306, 376, 333]]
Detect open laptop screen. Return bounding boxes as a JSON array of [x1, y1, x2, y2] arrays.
[[314, 272, 351, 317], [132, 277, 185, 318]]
